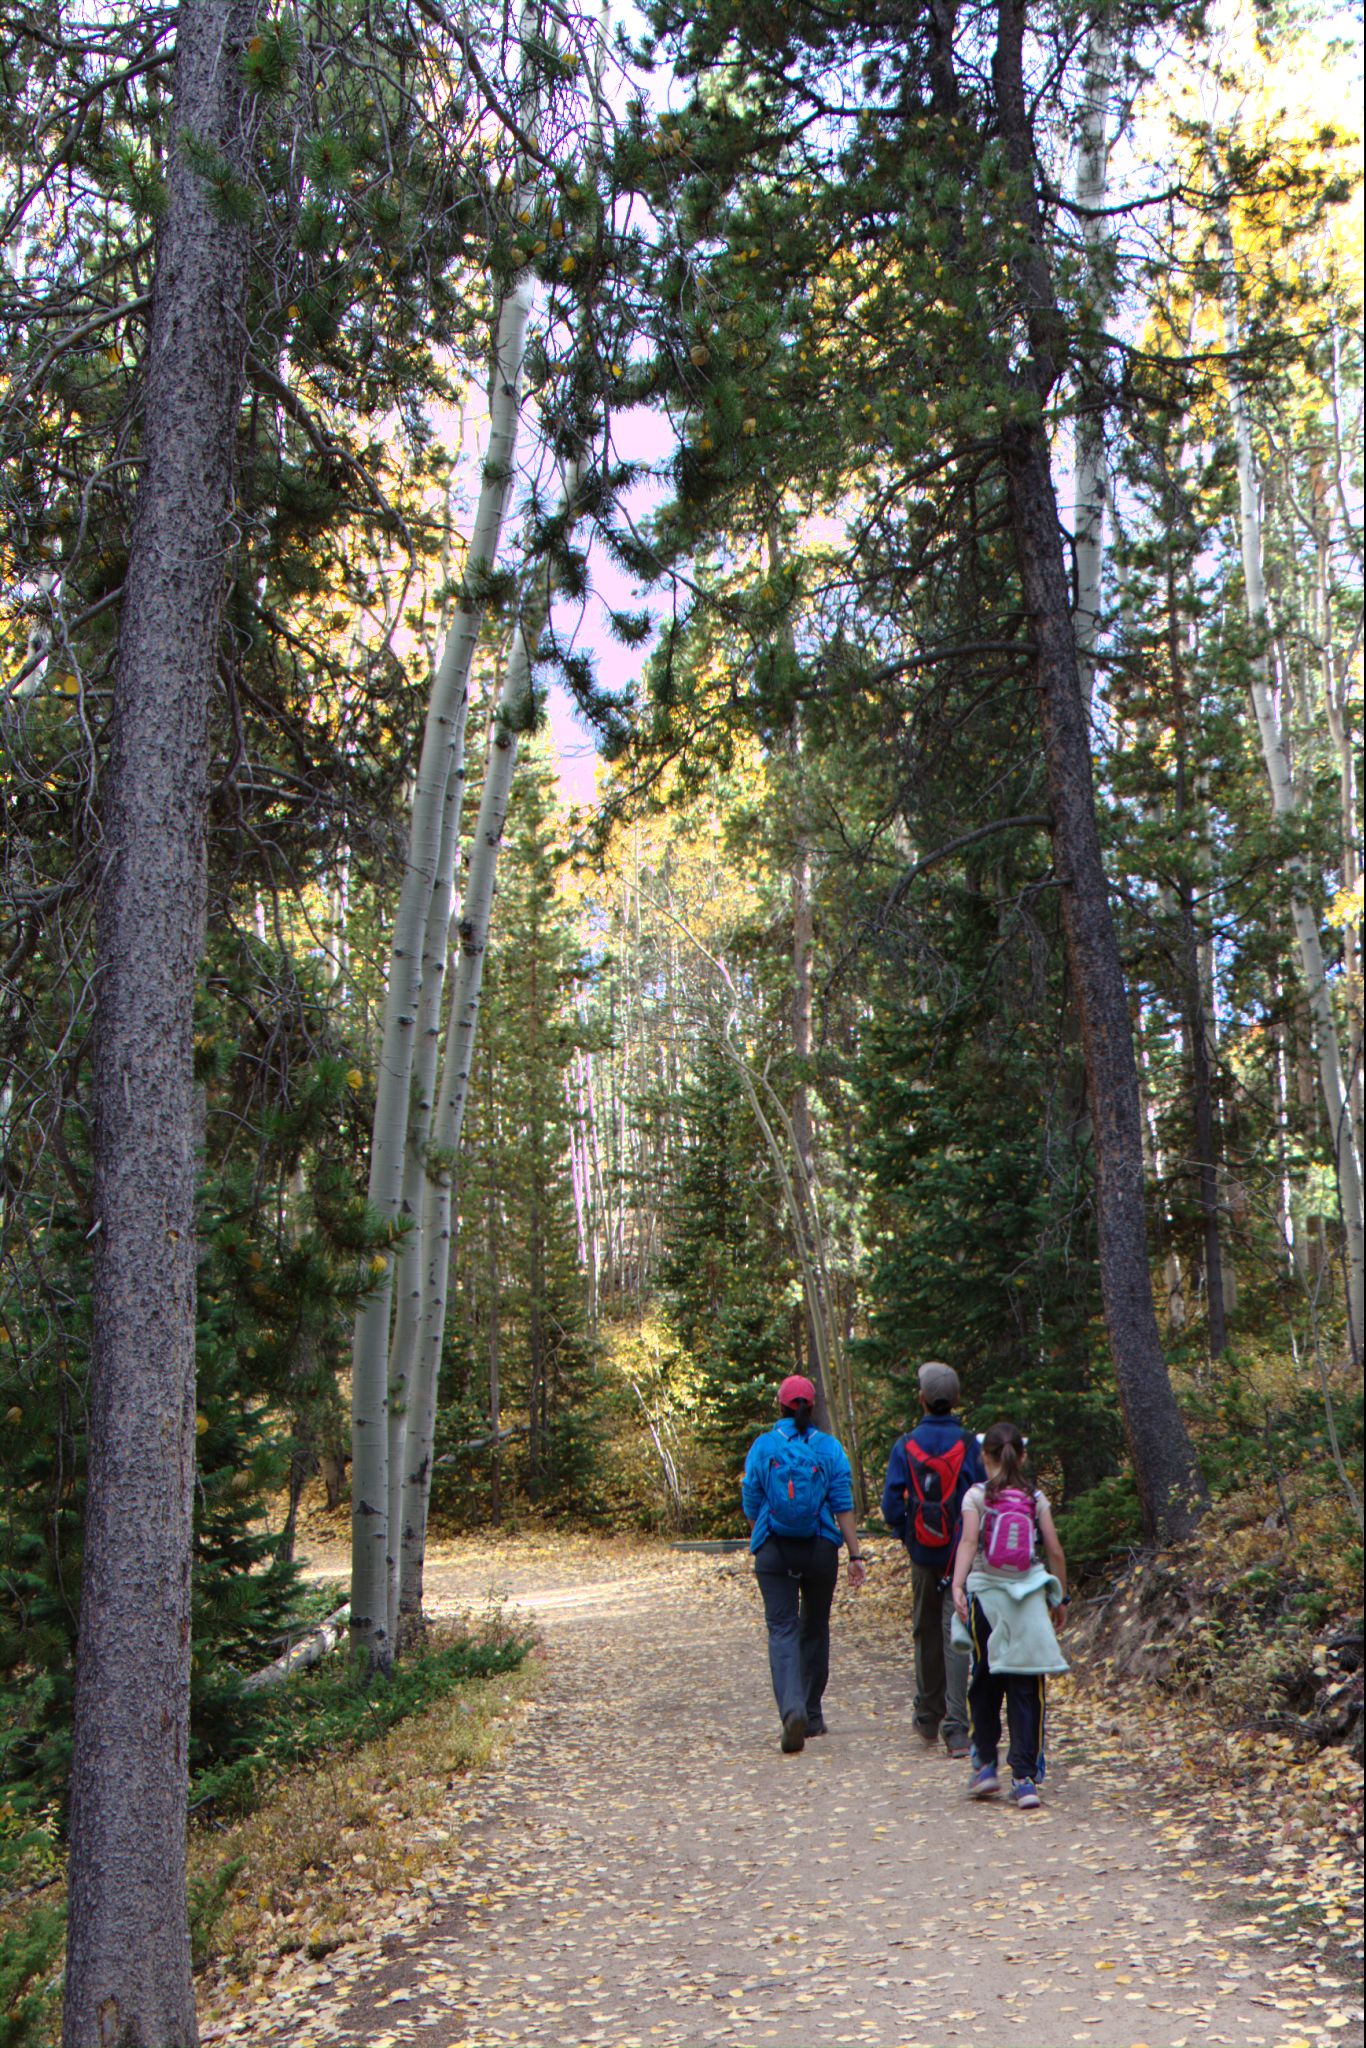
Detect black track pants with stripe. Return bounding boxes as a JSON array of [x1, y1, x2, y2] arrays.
[[966, 1594, 1046, 1783]]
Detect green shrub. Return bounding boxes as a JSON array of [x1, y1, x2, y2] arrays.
[[0, 1902, 62, 2048], [1056, 1470, 1143, 1571]]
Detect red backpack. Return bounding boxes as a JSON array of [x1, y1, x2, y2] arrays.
[[902, 1433, 967, 1552]]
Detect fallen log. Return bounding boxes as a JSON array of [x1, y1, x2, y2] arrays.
[[241, 1600, 349, 1692], [433, 1422, 529, 1465]]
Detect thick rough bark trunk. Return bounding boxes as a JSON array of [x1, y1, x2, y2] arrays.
[[994, 0, 1207, 1544], [1071, 17, 1114, 713], [64, 6, 256, 2043], [1003, 423, 1207, 1540]]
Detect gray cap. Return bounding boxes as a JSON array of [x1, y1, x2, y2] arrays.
[[918, 1361, 960, 1407]]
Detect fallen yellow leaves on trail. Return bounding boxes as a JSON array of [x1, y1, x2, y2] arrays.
[[194, 1535, 1364, 2048]]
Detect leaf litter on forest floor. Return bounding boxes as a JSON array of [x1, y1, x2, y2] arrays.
[[200, 1536, 1364, 2048], [830, 1538, 1363, 1969]]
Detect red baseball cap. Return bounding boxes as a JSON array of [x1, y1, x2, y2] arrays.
[[779, 1375, 816, 1408]]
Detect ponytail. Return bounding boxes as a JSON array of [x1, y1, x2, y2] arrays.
[[982, 1420, 1028, 1499]]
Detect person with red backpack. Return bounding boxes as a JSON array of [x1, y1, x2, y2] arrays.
[[880, 1362, 986, 1757], [742, 1375, 868, 1753]]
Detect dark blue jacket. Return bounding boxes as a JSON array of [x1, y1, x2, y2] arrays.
[[881, 1413, 986, 1570]]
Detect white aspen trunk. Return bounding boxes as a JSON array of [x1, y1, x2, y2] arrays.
[[384, 739, 467, 1644], [487, 1152, 504, 1524], [242, 1603, 350, 1693], [398, 542, 563, 1622], [582, 1047, 610, 1305], [1138, 1010, 1185, 1328], [575, 1047, 604, 1318], [1072, 18, 1114, 711], [1319, 543, 1363, 1151], [565, 1065, 589, 1266], [386, 10, 604, 1600], [1275, 988, 1306, 1279], [349, 272, 533, 1670], [1215, 200, 1364, 1357]]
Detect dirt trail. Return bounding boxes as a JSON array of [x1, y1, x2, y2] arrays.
[[226, 1539, 1361, 2048]]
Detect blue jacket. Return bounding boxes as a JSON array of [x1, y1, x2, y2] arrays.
[[742, 1418, 854, 1552], [881, 1413, 986, 1570]]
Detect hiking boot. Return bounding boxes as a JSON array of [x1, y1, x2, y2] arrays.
[[805, 1718, 828, 1737], [914, 1722, 941, 1747], [780, 1710, 808, 1754], [967, 1764, 1000, 1799], [1010, 1779, 1041, 1810], [944, 1737, 971, 1760]]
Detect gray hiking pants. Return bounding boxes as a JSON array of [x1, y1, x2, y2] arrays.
[[911, 1560, 969, 1747]]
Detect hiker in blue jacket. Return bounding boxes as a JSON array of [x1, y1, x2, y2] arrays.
[[881, 1362, 986, 1757], [742, 1375, 868, 1753]]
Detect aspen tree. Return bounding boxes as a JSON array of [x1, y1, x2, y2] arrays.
[[399, 549, 562, 1622], [384, 744, 469, 1640], [397, 6, 608, 1620], [348, 0, 559, 1663], [348, 266, 533, 1669], [1214, 196, 1365, 1357], [64, 4, 257, 2039]]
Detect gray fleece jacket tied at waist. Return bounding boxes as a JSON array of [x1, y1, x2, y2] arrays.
[[950, 1560, 1070, 1675]]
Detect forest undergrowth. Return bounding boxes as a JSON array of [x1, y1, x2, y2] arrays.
[[0, 1609, 534, 2048]]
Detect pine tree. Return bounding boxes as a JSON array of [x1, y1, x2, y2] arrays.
[[443, 737, 602, 1517], [64, 8, 261, 2034], [614, 0, 1214, 1540], [856, 1001, 1120, 1508], [661, 1034, 794, 1486]]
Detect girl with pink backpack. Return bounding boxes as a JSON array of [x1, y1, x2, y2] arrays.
[[949, 1421, 1070, 1810]]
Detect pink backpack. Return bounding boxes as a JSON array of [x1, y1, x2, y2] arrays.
[[981, 1487, 1036, 1571]]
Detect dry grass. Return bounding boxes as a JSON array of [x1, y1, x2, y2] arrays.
[[193, 1643, 539, 1998], [0, 1642, 540, 2048]]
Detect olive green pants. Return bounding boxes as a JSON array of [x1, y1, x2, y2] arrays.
[[910, 1561, 969, 1747]]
